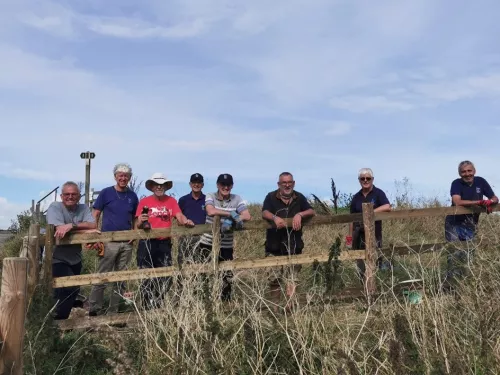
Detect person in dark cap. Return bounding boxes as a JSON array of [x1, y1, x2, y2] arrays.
[[199, 173, 251, 301], [178, 173, 206, 265]]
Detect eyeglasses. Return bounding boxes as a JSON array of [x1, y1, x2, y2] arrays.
[[220, 184, 233, 188], [62, 193, 79, 197], [359, 177, 372, 182], [153, 184, 166, 189]]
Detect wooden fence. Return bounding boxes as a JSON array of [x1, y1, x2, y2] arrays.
[[0, 203, 498, 374]]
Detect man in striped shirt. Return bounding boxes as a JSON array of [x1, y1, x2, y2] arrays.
[[199, 173, 251, 301]]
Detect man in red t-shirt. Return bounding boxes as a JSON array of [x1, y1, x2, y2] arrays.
[[135, 173, 194, 309]]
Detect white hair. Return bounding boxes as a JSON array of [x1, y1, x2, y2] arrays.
[[61, 181, 80, 193], [113, 163, 132, 176], [358, 168, 374, 178]]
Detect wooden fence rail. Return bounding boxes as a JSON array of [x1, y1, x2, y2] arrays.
[[52, 204, 498, 246]]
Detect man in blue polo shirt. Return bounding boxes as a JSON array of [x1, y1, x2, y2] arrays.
[[88, 163, 139, 316], [444, 160, 498, 280], [178, 173, 206, 264]]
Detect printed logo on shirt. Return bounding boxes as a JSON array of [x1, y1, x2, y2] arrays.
[[476, 187, 481, 194], [150, 207, 172, 221]]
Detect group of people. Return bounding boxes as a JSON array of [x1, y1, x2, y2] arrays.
[[47, 160, 497, 319]]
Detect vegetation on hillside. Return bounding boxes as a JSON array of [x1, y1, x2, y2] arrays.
[[1, 178, 499, 374]]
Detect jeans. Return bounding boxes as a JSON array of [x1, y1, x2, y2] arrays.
[[52, 261, 82, 320], [137, 239, 173, 308], [89, 241, 133, 314], [444, 217, 476, 280], [444, 216, 476, 242]]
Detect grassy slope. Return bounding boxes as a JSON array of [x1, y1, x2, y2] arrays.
[[1, 201, 500, 374]]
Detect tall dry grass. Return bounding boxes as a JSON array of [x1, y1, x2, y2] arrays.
[[7, 193, 500, 374], [101, 208, 500, 374]]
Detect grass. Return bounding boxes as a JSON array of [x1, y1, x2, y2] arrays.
[[1, 192, 500, 374]]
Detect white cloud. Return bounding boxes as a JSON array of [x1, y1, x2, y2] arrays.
[[329, 96, 414, 113], [1, 0, 500, 226], [324, 122, 352, 136], [85, 17, 208, 39], [0, 197, 28, 229]]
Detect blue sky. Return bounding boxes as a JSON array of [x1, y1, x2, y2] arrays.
[[1, 0, 500, 228]]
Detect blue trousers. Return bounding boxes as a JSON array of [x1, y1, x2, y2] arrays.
[[137, 239, 172, 308], [444, 217, 476, 279]]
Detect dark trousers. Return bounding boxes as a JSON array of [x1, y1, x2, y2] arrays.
[[137, 239, 172, 308], [352, 228, 387, 283], [198, 243, 234, 301], [52, 262, 82, 320]]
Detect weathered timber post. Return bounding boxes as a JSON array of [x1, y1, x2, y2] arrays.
[[43, 225, 55, 294], [362, 203, 377, 302], [212, 216, 222, 272], [0, 258, 29, 375], [27, 224, 40, 300]]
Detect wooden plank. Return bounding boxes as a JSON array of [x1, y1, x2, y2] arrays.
[[44, 225, 54, 294], [18, 237, 28, 258], [362, 203, 377, 301], [374, 205, 500, 221], [380, 242, 449, 256], [0, 258, 28, 375], [53, 250, 366, 288], [27, 224, 40, 301], [56, 312, 140, 331], [212, 216, 221, 271], [49, 204, 500, 246], [54, 214, 364, 245]]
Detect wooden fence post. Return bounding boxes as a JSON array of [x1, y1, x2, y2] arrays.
[[362, 203, 377, 302], [43, 224, 54, 294], [212, 216, 222, 271], [27, 224, 40, 301], [0, 258, 29, 375]]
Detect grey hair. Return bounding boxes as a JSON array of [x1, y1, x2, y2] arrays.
[[458, 160, 475, 173], [358, 168, 374, 178], [113, 163, 132, 176], [279, 172, 294, 179], [61, 181, 80, 193]]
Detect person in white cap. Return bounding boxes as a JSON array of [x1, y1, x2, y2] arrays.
[[135, 172, 194, 309]]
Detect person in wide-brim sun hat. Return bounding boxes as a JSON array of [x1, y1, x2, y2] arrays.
[[145, 172, 173, 192]]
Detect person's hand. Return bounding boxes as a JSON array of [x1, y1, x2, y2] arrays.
[[273, 216, 287, 229], [292, 213, 302, 231], [184, 219, 195, 227], [137, 214, 148, 223], [345, 235, 353, 249], [478, 199, 495, 214], [54, 223, 73, 239]]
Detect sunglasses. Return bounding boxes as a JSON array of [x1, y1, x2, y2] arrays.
[[62, 193, 79, 197], [359, 177, 372, 182]]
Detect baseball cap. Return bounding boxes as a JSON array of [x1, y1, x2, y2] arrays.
[[190, 173, 204, 183], [216, 173, 234, 185]]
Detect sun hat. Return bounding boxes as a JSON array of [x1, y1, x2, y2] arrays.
[[145, 173, 173, 192]]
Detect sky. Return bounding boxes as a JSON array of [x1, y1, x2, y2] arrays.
[[1, 0, 500, 228]]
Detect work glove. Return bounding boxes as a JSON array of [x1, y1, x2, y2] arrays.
[[478, 199, 495, 214], [230, 211, 244, 230], [221, 218, 234, 233]]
